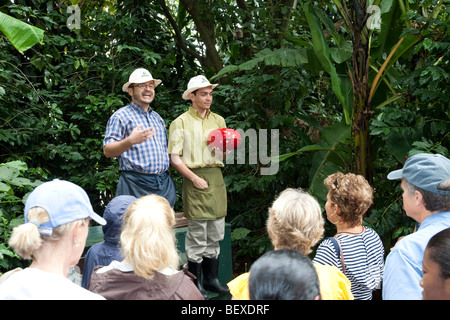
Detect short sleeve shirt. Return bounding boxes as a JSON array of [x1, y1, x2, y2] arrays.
[[103, 102, 169, 174], [168, 107, 226, 169]]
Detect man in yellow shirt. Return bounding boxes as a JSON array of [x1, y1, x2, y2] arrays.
[[168, 75, 229, 299]]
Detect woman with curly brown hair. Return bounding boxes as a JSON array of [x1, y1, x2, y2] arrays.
[[313, 172, 384, 300]]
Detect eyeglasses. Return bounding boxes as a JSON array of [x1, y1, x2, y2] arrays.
[[131, 83, 155, 89]]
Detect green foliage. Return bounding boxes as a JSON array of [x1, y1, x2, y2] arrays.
[[0, 161, 43, 272], [0, 11, 44, 53], [0, 0, 448, 272]]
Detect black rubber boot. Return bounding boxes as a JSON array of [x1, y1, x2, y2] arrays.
[[187, 261, 209, 299], [201, 257, 230, 295]]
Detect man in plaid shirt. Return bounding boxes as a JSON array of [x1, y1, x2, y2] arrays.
[[103, 68, 176, 206]]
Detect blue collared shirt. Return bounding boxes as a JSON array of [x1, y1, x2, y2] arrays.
[[103, 102, 169, 174], [382, 210, 450, 300]]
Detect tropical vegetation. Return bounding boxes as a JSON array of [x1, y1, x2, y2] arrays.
[[0, 0, 448, 273]]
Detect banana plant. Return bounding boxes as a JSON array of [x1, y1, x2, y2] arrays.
[[212, 0, 439, 198], [286, 0, 428, 183]]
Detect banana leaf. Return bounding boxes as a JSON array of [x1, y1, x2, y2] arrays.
[[304, 3, 351, 125], [0, 12, 44, 53]]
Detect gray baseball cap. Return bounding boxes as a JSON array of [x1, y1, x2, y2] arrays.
[[387, 153, 450, 195]]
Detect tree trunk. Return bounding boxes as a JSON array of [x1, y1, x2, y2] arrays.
[[179, 0, 223, 73], [348, 0, 373, 182]]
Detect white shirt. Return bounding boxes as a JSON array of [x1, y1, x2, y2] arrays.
[[95, 260, 179, 276], [0, 268, 105, 300]]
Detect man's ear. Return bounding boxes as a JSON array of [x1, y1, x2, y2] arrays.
[[414, 190, 425, 207], [127, 86, 134, 97]]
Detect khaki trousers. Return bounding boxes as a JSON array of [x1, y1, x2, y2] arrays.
[[185, 217, 225, 263]]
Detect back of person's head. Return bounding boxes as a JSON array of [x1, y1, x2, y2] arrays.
[[120, 194, 179, 279], [9, 207, 84, 260], [102, 195, 137, 245], [426, 228, 450, 279], [266, 188, 324, 254], [324, 172, 374, 227], [249, 250, 320, 300], [404, 179, 450, 212], [387, 153, 450, 212], [9, 179, 105, 261]]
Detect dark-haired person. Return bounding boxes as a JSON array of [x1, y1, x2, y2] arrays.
[[103, 68, 176, 206], [249, 250, 320, 300], [168, 75, 229, 299], [420, 227, 450, 300]]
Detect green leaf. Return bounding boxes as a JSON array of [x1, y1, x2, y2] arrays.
[[212, 48, 308, 80], [0, 182, 10, 192], [307, 122, 352, 203], [0, 12, 44, 53], [231, 228, 251, 241], [304, 4, 350, 124], [273, 144, 330, 162]]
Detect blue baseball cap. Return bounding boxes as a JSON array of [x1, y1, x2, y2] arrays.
[[387, 153, 450, 195], [24, 179, 106, 235]]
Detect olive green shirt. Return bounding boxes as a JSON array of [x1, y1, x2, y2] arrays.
[[168, 107, 226, 169]]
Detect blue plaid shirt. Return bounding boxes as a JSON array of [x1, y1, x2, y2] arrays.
[[103, 102, 169, 174]]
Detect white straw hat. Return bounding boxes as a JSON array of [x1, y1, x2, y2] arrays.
[[182, 75, 218, 100], [122, 68, 162, 92]]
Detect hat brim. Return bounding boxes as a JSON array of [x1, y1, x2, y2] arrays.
[[90, 211, 107, 226], [182, 84, 219, 100], [387, 169, 403, 180], [122, 79, 162, 92]]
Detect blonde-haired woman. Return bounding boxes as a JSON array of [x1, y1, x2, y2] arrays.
[[88, 194, 204, 300], [0, 179, 106, 300], [313, 172, 384, 300], [228, 188, 353, 300]]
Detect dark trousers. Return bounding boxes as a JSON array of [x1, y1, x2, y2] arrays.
[[116, 170, 176, 207]]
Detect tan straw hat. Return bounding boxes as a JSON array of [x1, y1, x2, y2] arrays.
[[122, 68, 162, 92], [182, 75, 218, 100]]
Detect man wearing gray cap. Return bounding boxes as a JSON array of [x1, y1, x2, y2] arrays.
[[383, 153, 450, 300], [103, 68, 176, 206]]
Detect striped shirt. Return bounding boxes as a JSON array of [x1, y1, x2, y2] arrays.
[[313, 227, 384, 300], [103, 102, 169, 174]]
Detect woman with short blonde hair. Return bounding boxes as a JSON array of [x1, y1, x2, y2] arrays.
[[267, 188, 324, 254]]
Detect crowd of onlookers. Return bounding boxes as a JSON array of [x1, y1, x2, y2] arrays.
[[0, 152, 448, 300]]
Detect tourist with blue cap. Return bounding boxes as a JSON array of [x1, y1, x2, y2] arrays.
[[0, 179, 106, 299], [383, 153, 450, 300]]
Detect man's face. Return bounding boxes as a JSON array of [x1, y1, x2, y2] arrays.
[[190, 86, 213, 112], [128, 81, 155, 107]]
